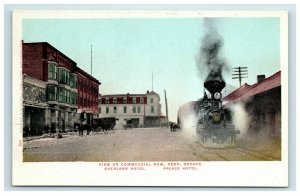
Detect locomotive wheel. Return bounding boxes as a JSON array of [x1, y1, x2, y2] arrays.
[[110, 128, 116, 134]]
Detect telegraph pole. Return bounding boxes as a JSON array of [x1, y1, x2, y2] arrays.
[[232, 67, 248, 87], [164, 90, 169, 121], [152, 71, 153, 91], [91, 44, 93, 76]]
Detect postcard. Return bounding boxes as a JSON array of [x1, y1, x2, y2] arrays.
[[12, 10, 288, 186]]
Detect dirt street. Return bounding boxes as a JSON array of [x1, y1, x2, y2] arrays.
[[23, 127, 281, 162]]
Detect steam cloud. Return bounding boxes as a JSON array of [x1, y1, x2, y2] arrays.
[[180, 111, 198, 140], [197, 18, 229, 82], [229, 103, 250, 137]]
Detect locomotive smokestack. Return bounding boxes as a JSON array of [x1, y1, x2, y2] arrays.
[[196, 18, 229, 85], [204, 80, 225, 95]]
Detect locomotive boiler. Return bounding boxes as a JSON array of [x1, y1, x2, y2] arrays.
[[196, 80, 239, 148]]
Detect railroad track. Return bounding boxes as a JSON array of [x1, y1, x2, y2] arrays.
[[234, 146, 280, 161], [192, 141, 229, 161], [187, 142, 210, 161], [193, 140, 280, 161]]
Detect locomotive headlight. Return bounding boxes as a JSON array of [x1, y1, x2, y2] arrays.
[[206, 109, 226, 127], [212, 113, 221, 122], [214, 92, 221, 100]]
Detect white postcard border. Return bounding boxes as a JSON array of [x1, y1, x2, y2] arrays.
[[12, 10, 289, 187]]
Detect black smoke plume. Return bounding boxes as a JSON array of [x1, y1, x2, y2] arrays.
[[196, 19, 229, 83]]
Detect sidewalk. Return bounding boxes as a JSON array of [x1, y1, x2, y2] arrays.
[[23, 132, 80, 142]]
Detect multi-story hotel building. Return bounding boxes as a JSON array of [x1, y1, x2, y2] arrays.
[[22, 42, 100, 136], [76, 67, 100, 122], [98, 91, 162, 129]]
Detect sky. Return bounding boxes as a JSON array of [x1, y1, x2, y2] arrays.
[[23, 17, 280, 122]]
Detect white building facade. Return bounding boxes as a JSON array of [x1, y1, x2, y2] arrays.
[[98, 91, 162, 129]]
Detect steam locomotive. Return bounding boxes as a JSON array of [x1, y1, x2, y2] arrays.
[[196, 80, 239, 148]]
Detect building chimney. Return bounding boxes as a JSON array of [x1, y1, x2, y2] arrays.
[[257, 75, 265, 83]]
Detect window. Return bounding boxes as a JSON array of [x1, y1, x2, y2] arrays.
[[49, 64, 53, 79], [47, 85, 57, 101], [64, 89, 68, 103], [114, 106, 117, 113], [70, 92, 77, 105], [67, 90, 71, 104], [70, 92, 73, 104], [106, 107, 109, 114], [64, 91, 67, 103], [58, 68, 70, 85], [98, 107, 101, 113], [58, 69, 63, 83], [123, 106, 127, 113], [106, 98, 109, 104], [57, 88, 69, 103], [140, 97, 144, 104], [58, 88, 64, 102], [99, 98, 102, 104], [138, 106, 141, 113], [67, 91, 71, 103], [75, 93, 77, 104], [132, 97, 136, 104], [151, 106, 154, 113], [150, 98, 154, 103], [48, 63, 57, 80], [113, 97, 117, 104], [70, 74, 77, 88], [133, 106, 136, 113], [66, 71, 69, 85], [123, 97, 127, 104]]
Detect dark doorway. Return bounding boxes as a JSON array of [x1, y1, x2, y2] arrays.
[[24, 106, 45, 136]]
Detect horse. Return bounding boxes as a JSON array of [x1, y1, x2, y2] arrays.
[[170, 123, 181, 132], [74, 122, 92, 136]]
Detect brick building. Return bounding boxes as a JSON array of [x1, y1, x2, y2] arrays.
[[76, 67, 100, 124], [22, 42, 100, 136], [98, 91, 162, 129]]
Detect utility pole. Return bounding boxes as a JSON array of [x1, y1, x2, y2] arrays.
[[152, 71, 153, 91], [164, 89, 169, 121], [232, 67, 248, 87], [91, 44, 93, 76]]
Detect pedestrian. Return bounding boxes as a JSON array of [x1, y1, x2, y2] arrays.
[[44, 124, 49, 134], [123, 120, 127, 130], [170, 122, 174, 132], [50, 124, 56, 134]]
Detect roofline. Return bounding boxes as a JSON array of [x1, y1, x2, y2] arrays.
[[223, 83, 252, 100], [76, 66, 101, 85], [23, 41, 101, 85], [23, 41, 77, 65], [148, 91, 159, 95], [223, 70, 281, 103], [249, 70, 281, 88], [99, 94, 147, 97]]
